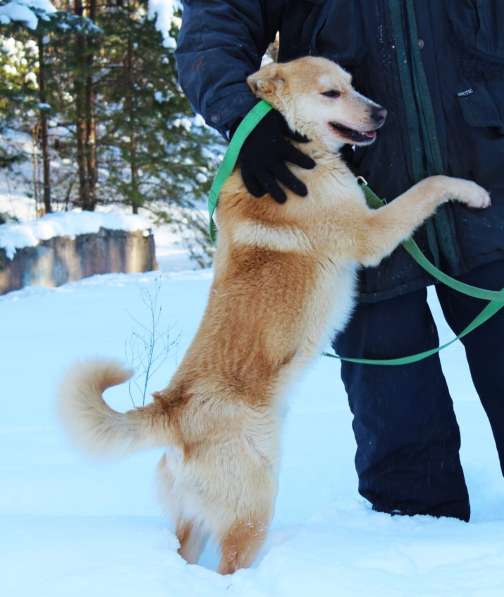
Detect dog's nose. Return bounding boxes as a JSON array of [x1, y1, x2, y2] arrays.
[[371, 105, 388, 127]]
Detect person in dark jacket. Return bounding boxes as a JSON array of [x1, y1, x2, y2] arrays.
[[175, 0, 504, 522]]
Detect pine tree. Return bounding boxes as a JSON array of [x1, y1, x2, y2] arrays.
[[97, 1, 222, 214], [0, 1, 99, 213], [0, 27, 39, 172]]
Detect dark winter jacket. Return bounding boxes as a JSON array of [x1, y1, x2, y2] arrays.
[[176, 0, 504, 302]]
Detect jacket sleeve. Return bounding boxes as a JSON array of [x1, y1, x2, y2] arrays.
[[175, 0, 284, 136]]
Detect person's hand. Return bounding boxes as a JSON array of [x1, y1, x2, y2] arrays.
[[232, 109, 316, 204]]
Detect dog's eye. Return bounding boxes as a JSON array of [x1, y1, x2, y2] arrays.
[[321, 90, 341, 98]]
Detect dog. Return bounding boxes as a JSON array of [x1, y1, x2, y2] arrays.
[[58, 56, 490, 574]]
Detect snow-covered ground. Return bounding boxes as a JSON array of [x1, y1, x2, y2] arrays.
[[1, 248, 503, 595]]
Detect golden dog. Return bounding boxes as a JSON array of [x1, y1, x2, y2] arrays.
[[58, 57, 490, 574]]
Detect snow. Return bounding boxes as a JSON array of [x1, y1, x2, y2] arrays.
[[0, 209, 151, 259], [148, 0, 179, 49], [0, 254, 503, 595], [152, 220, 193, 272], [0, 0, 55, 30], [0, 188, 36, 221]]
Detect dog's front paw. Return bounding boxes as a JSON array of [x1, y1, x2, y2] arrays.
[[450, 179, 491, 209]]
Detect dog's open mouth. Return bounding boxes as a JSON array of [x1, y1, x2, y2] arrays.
[[329, 122, 377, 145]]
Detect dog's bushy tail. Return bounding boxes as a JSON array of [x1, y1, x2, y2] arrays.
[[57, 359, 174, 457]]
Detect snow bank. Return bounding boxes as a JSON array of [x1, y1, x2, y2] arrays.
[[0, 0, 56, 30], [0, 209, 151, 259]]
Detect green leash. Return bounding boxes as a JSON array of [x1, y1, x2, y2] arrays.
[[207, 100, 504, 366], [208, 100, 273, 241]]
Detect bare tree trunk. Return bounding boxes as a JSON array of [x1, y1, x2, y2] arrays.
[[75, 76, 89, 209], [73, 0, 90, 210], [31, 123, 41, 214], [73, 0, 98, 211], [126, 30, 140, 214], [130, 144, 140, 215], [38, 35, 52, 214], [85, 0, 97, 210]]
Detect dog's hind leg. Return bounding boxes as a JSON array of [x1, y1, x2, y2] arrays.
[[217, 513, 271, 575], [216, 474, 275, 574], [176, 519, 208, 564], [157, 453, 208, 565], [156, 452, 179, 516]]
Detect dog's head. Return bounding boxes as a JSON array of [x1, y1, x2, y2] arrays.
[[247, 57, 387, 152]]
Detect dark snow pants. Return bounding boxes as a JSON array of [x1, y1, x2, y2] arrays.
[[333, 259, 504, 522]]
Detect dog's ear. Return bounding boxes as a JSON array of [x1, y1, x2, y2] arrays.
[[247, 63, 285, 100]]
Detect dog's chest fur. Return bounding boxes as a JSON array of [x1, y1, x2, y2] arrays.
[[302, 259, 357, 356]]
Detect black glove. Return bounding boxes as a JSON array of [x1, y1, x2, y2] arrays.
[[231, 109, 316, 204]]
